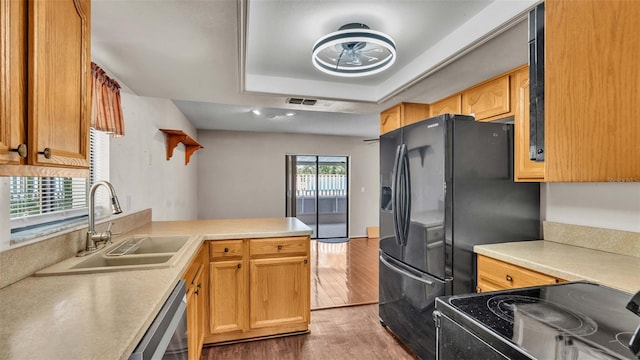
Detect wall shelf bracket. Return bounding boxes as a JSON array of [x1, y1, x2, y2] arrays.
[[159, 129, 203, 165]]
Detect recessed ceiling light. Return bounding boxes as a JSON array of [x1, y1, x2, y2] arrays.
[[285, 112, 295, 117], [251, 109, 261, 115]]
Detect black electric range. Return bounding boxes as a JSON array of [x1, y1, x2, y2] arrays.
[[434, 282, 640, 360]]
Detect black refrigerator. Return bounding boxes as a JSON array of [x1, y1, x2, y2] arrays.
[[378, 114, 540, 359]]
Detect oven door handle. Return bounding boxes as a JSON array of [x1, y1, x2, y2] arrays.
[[380, 253, 433, 286]]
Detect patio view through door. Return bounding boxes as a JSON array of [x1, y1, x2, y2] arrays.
[[286, 155, 348, 240]]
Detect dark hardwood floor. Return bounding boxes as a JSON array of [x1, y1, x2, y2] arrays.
[[200, 304, 415, 360]]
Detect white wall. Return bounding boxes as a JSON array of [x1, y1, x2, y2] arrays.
[[196, 130, 379, 237], [543, 182, 640, 233], [109, 94, 198, 221]]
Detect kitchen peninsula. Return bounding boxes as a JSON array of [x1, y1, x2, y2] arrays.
[[0, 215, 312, 360]]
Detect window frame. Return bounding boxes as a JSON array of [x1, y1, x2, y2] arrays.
[[8, 128, 110, 237]]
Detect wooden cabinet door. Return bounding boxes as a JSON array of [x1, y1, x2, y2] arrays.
[[401, 102, 430, 127], [27, 0, 90, 168], [209, 260, 245, 334], [430, 94, 462, 117], [545, 0, 640, 182], [0, 0, 26, 165], [186, 284, 198, 360], [183, 245, 206, 360], [249, 256, 309, 330], [380, 105, 401, 134], [191, 265, 204, 360], [462, 75, 511, 121], [513, 66, 545, 181]]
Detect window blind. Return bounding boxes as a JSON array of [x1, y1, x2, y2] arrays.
[[9, 128, 109, 229]]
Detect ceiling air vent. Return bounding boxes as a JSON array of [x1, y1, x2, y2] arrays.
[[287, 97, 317, 106]]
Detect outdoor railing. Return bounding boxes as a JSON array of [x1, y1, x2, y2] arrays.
[[296, 174, 347, 197]]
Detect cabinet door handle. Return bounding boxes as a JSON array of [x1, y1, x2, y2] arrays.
[[476, 286, 482, 293], [10, 144, 27, 158], [237, 263, 242, 269], [304, 259, 308, 264], [224, 247, 229, 253], [277, 245, 283, 250], [38, 148, 52, 159], [194, 288, 199, 296], [506, 275, 513, 282]]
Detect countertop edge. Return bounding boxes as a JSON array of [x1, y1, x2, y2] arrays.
[[474, 240, 640, 294]]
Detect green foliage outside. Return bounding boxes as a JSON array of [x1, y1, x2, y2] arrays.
[[297, 165, 347, 175]]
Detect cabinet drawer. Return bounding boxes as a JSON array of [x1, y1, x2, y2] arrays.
[[477, 255, 558, 290], [210, 240, 244, 260], [249, 237, 308, 257]]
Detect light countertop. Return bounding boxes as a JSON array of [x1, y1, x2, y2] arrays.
[[0, 217, 312, 360], [475, 240, 640, 294]]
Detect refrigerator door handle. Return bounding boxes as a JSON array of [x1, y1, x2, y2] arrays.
[[401, 144, 411, 246], [379, 253, 434, 286], [391, 144, 403, 246]]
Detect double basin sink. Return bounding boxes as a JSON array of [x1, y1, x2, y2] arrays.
[[36, 235, 192, 276]]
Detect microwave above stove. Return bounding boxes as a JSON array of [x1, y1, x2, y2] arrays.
[[434, 282, 640, 360]]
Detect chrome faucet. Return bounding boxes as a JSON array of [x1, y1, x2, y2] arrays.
[[78, 180, 123, 256]]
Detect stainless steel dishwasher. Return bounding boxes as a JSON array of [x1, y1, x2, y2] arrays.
[[129, 280, 188, 360]]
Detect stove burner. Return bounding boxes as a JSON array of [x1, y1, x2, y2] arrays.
[[487, 295, 598, 336]]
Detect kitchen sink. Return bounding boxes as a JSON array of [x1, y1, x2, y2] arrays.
[[35, 234, 193, 276], [106, 235, 190, 255], [72, 254, 174, 269]]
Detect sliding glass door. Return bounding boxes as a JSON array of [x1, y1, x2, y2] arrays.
[[286, 155, 348, 239]]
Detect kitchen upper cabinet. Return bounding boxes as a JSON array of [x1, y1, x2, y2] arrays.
[[0, 0, 26, 166], [205, 236, 310, 344], [544, 0, 640, 182], [0, 0, 90, 176], [430, 94, 461, 118], [380, 102, 430, 134], [513, 66, 545, 181], [476, 255, 564, 293], [461, 74, 513, 122]]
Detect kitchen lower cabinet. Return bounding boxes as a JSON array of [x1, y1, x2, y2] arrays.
[[204, 236, 310, 344], [209, 259, 245, 334], [249, 256, 309, 330], [183, 244, 207, 360], [476, 254, 564, 293]]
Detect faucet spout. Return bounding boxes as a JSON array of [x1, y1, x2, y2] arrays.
[[80, 180, 123, 256]]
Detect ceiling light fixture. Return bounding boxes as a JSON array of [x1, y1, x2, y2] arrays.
[[312, 23, 396, 77], [251, 109, 261, 115]]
